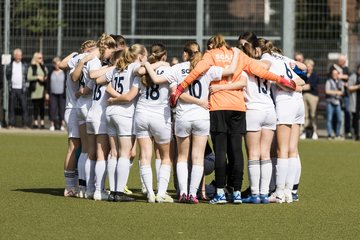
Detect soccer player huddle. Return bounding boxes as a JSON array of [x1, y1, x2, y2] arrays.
[[60, 32, 306, 205]]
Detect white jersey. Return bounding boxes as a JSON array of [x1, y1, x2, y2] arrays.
[[261, 53, 302, 102], [135, 66, 176, 116], [73, 53, 94, 109], [163, 62, 222, 121], [243, 71, 274, 111], [65, 53, 81, 109], [86, 58, 108, 122], [105, 62, 140, 117]]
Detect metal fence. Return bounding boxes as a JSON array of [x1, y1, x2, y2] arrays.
[[1, 0, 359, 127]]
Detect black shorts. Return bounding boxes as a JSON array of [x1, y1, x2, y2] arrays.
[[210, 110, 246, 134]]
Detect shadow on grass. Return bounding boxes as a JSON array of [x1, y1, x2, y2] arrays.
[[12, 188, 64, 197]]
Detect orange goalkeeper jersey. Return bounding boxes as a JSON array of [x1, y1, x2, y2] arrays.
[[180, 46, 283, 111]]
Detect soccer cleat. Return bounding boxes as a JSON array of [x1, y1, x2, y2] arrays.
[[269, 192, 285, 203], [292, 193, 299, 202], [64, 188, 78, 197], [147, 194, 156, 203], [300, 132, 306, 140], [114, 192, 136, 202], [178, 193, 188, 203], [232, 191, 243, 204], [312, 132, 318, 140], [284, 189, 293, 203], [189, 195, 199, 204], [124, 186, 133, 195], [84, 190, 94, 199], [155, 194, 174, 203], [93, 190, 109, 201], [209, 193, 227, 204], [224, 186, 234, 203], [49, 125, 55, 131], [242, 194, 260, 204], [260, 194, 269, 204], [108, 191, 116, 202]]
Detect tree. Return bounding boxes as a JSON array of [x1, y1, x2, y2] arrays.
[[13, 0, 61, 53]]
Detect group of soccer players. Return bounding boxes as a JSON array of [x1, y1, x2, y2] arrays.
[[59, 32, 306, 204]]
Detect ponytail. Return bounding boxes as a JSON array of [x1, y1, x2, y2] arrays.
[[183, 41, 202, 71], [97, 33, 116, 61], [141, 43, 167, 87]]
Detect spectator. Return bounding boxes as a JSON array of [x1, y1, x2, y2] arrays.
[[27, 52, 48, 129], [348, 64, 360, 140], [5, 48, 29, 128], [300, 59, 319, 140], [294, 52, 304, 63], [330, 54, 351, 138], [325, 69, 344, 139], [46, 57, 66, 131]]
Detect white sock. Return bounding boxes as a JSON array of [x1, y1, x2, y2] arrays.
[[85, 158, 96, 192], [189, 165, 204, 197], [248, 160, 260, 195], [285, 157, 297, 191], [260, 160, 272, 195], [269, 157, 277, 193], [275, 158, 288, 196], [107, 157, 117, 192], [293, 155, 302, 194], [95, 160, 106, 191], [64, 170, 76, 190], [176, 162, 188, 195], [140, 165, 154, 196], [116, 157, 131, 193], [157, 164, 171, 197], [77, 153, 86, 181], [155, 158, 161, 183]]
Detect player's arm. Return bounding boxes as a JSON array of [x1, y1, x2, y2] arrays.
[[179, 92, 208, 110], [105, 83, 120, 98], [92, 65, 115, 80], [210, 75, 247, 93], [108, 86, 139, 104], [221, 47, 240, 76], [59, 52, 77, 71], [135, 61, 169, 76], [75, 86, 91, 99], [143, 62, 168, 84]]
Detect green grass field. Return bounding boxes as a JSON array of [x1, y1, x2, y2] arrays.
[[1, 131, 359, 239]]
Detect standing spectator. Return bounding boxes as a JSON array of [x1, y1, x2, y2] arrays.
[[330, 54, 351, 138], [348, 64, 360, 140], [300, 59, 319, 140], [6, 48, 29, 128], [27, 52, 48, 129], [325, 69, 344, 139], [46, 57, 66, 131], [294, 52, 304, 63]]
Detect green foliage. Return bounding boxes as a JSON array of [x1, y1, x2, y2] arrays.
[[13, 0, 61, 35]]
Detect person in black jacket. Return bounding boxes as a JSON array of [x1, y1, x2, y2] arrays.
[[5, 48, 29, 128]]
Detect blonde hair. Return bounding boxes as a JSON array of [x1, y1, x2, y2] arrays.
[[183, 41, 202, 71], [141, 43, 167, 87], [31, 52, 43, 65], [304, 59, 314, 68], [97, 33, 116, 61], [80, 40, 97, 53], [209, 34, 231, 50], [256, 38, 282, 55], [117, 44, 146, 71]]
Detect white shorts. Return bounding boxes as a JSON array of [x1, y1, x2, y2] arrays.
[[64, 108, 80, 138], [175, 119, 210, 138], [246, 108, 276, 131], [135, 112, 172, 144], [276, 98, 305, 125], [106, 114, 135, 136], [86, 121, 107, 135], [77, 107, 88, 125]]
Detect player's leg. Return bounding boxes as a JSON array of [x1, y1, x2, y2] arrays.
[[176, 135, 190, 202], [189, 134, 208, 204], [93, 134, 109, 201], [138, 137, 155, 202], [259, 128, 274, 204]]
